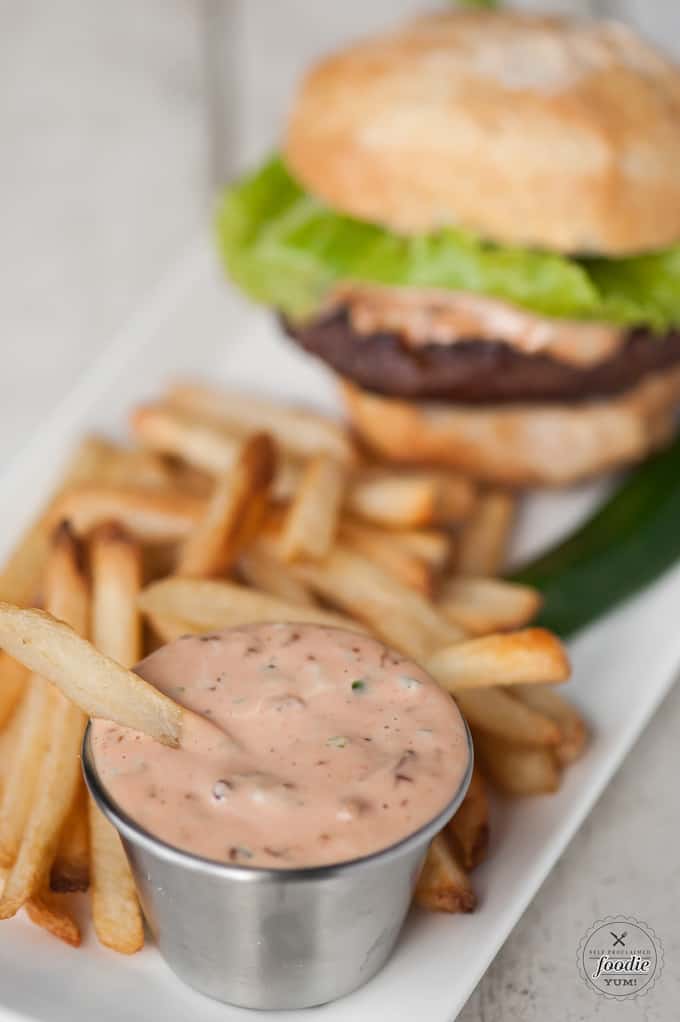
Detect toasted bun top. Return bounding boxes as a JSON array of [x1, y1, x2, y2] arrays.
[[284, 11, 680, 255]]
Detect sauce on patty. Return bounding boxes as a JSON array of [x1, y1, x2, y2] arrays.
[[91, 624, 469, 868]]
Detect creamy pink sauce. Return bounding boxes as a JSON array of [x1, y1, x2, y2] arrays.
[[91, 624, 469, 868], [330, 283, 623, 368]]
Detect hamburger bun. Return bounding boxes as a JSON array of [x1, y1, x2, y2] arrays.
[[285, 11, 680, 255], [342, 368, 680, 487]]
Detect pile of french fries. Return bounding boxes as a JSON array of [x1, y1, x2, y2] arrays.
[[0, 380, 587, 947]]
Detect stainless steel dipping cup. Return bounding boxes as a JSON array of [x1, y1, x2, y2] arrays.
[[83, 721, 472, 1010]]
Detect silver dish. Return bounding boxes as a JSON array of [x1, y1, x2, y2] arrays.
[[83, 719, 472, 1010]]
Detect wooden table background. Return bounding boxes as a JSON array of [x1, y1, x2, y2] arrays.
[[1, 2, 679, 1018]]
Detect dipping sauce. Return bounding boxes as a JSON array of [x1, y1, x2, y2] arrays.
[[91, 624, 469, 868]]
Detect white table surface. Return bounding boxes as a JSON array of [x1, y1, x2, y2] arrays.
[[1, 2, 678, 1019]]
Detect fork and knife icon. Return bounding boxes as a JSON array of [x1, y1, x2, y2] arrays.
[[610, 931, 627, 947]]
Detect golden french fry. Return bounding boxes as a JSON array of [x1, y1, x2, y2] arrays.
[[414, 832, 476, 913], [168, 459, 214, 499], [238, 550, 317, 608], [138, 577, 364, 636], [143, 612, 206, 644], [291, 546, 461, 662], [90, 524, 145, 954], [49, 485, 205, 544], [0, 655, 28, 732], [473, 731, 561, 796], [166, 381, 356, 465], [91, 523, 143, 667], [438, 577, 542, 636], [0, 436, 111, 607], [427, 629, 570, 692], [0, 524, 89, 868], [0, 605, 183, 748], [0, 674, 57, 867], [348, 470, 441, 528], [132, 402, 241, 473], [88, 802, 144, 954], [50, 782, 90, 893], [0, 436, 173, 609], [390, 528, 452, 570], [433, 473, 478, 524], [510, 685, 589, 765], [0, 524, 89, 918], [82, 438, 177, 491], [446, 767, 489, 871], [25, 889, 81, 947], [338, 518, 433, 595], [454, 686, 561, 747], [177, 433, 276, 577], [0, 695, 27, 799], [457, 490, 516, 576], [279, 455, 347, 562], [132, 402, 459, 530]]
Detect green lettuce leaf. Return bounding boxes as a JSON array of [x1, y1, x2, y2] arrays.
[[217, 156, 680, 327]]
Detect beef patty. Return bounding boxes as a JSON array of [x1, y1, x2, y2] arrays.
[[283, 307, 680, 404]]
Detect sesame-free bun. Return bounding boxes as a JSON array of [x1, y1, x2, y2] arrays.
[[342, 370, 680, 487], [285, 10, 680, 256]]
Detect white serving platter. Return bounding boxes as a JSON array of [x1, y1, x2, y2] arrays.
[[0, 238, 678, 1022]]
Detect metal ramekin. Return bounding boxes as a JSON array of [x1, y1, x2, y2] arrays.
[[82, 719, 472, 1010]]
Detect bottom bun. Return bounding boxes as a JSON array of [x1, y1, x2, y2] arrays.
[[342, 368, 680, 487]]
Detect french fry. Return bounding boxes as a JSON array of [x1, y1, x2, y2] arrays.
[[457, 490, 516, 576], [454, 686, 561, 746], [339, 518, 433, 595], [238, 550, 317, 608], [427, 629, 570, 692], [0, 524, 89, 919], [82, 438, 177, 491], [49, 485, 204, 544], [177, 433, 276, 577], [166, 381, 356, 465], [438, 577, 542, 636], [143, 612, 207, 644], [434, 473, 478, 524], [25, 889, 81, 947], [0, 524, 89, 868], [0, 436, 172, 608], [510, 685, 588, 765], [446, 767, 489, 871], [132, 402, 242, 474], [138, 577, 365, 636], [0, 605, 183, 748], [0, 656, 28, 731], [414, 832, 476, 913], [0, 674, 57, 867], [347, 470, 441, 528], [279, 455, 347, 561], [91, 524, 143, 667], [88, 805, 144, 954], [0, 436, 110, 607], [291, 546, 462, 661], [390, 528, 453, 571], [90, 523, 145, 954], [132, 403, 458, 530], [167, 459, 214, 499], [0, 695, 27, 798], [50, 782, 90, 893], [473, 731, 561, 796]]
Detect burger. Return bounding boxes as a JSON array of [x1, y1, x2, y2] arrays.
[[217, 10, 680, 486]]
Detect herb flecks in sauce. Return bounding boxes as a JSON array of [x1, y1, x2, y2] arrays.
[[91, 624, 468, 868]]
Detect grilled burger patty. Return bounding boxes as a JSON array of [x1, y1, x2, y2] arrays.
[[283, 307, 680, 405]]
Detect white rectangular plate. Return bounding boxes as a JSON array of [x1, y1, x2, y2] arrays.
[[1, 239, 678, 1022]]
